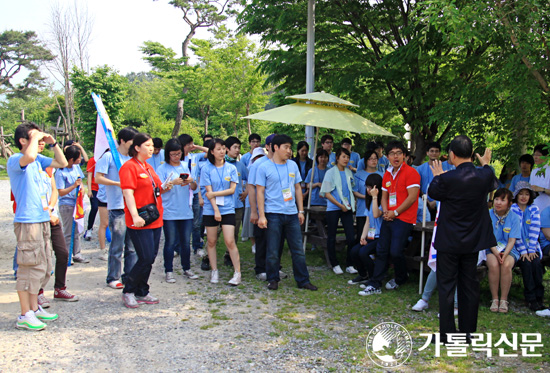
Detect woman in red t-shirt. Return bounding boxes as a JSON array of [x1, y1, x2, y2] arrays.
[[119, 133, 173, 309]]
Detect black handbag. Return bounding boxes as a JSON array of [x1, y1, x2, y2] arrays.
[[137, 203, 160, 226]]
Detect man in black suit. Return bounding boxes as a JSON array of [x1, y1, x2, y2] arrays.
[[428, 135, 497, 342]]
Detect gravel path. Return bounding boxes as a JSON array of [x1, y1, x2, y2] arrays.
[[0, 179, 346, 372]]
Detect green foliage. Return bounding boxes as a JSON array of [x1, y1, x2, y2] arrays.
[[0, 30, 54, 96], [70, 65, 128, 149]]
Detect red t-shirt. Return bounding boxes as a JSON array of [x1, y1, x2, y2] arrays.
[[381, 163, 420, 224], [86, 157, 99, 192], [119, 158, 164, 230]]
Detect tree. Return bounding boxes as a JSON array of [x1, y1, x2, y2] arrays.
[[238, 0, 548, 164], [46, 1, 94, 141], [0, 30, 54, 95], [71, 65, 128, 149]]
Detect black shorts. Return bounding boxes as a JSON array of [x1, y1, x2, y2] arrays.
[[98, 200, 107, 208], [203, 214, 236, 227]]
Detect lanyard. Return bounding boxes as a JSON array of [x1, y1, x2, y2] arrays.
[[214, 163, 227, 190], [389, 166, 403, 194], [136, 159, 158, 192], [271, 160, 290, 189]]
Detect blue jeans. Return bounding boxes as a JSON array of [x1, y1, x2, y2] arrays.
[[192, 193, 203, 252], [350, 239, 378, 278], [367, 219, 413, 289], [163, 219, 193, 272], [124, 227, 161, 297], [107, 209, 137, 283], [265, 213, 310, 286]]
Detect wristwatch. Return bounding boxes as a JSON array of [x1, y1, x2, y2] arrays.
[[299, 211, 305, 214], [394, 210, 399, 217]]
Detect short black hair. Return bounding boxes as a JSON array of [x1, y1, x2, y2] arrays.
[[315, 148, 329, 164], [335, 147, 351, 159], [448, 135, 473, 159], [224, 136, 241, 150], [518, 154, 535, 169], [64, 140, 75, 147], [249, 133, 261, 142], [152, 137, 163, 149], [117, 127, 138, 145], [375, 141, 385, 150], [203, 134, 213, 143], [341, 138, 352, 145], [14, 122, 40, 150], [272, 134, 293, 149], [426, 142, 441, 152], [207, 138, 225, 164], [363, 149, 379, 164], [534, 144, 549, 156], [64, 145, 81, 163], [320, 134, 334, 144], [297, 140, 309, 152], [493, 188, 513, 204], [129, 133, 152, 157], [164, 138, 182, 164], [384, 140, 406, 156], [178, 134, 193, 148]]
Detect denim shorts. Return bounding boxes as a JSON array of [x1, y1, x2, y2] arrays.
[[486, 247, 520, 263]]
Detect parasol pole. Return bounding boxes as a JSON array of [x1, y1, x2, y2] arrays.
[[303, 126, 319, 251], [305, 0, 315, 158], [419, 194, 428, 294]]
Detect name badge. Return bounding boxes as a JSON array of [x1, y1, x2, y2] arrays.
[[282, 188, 293, 202], [342, 197, 351, 210], [389, 192, 397, 207], [216, 196, 225, 206], [497, 242, 506, 252], [41, 195, 49, 211], [368, 227, 376, 240]]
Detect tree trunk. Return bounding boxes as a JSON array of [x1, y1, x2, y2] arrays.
[[246, 102, 251, 135], [182, 26, 198, 66], [172, 99, 184, 138], [204, 105, 210, 134], [412, 133, 427, 166]]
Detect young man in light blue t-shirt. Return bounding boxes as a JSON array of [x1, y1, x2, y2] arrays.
[[256, 134, 317, 291], [8, 123, 68, 330], [95, 127, 138, 290]]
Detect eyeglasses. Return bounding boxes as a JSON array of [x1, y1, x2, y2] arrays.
[[170, 152, 182, 157], [388, 151, 404, 157]]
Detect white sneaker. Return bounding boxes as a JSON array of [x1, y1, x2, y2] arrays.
[[37, 292, 50, 308], [251, 244, 256, 254], [256, 272, 267, 281], [107, 280, 123, 289], [99, 250, 109, 261], [34, 305, 58, 321], [165, 272, 176, 283], [279, 270, 289, 279], [536, 308, 550, 317], [385, 279, 399, 290], [197, 249, 206, 257], [183, 270, 199, 280], [412, 299, 429, 311], [16, 310, 46, 331], [332, 265, 344, 275], [345, 266, 358, 274], [210, 269, 219, 284], [358, 285, 381, 296], [437, 308, 459, 318], [83, 229, 93, 241], [228, 272, 241, 286]]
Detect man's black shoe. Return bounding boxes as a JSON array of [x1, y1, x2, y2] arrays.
[[528, 301, 545, 311], [267, 281, 278, 290], [201, 256, 211, 271], [299, 283, 318, 291]]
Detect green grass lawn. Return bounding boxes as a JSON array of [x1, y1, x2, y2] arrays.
[[229, 238, 550, 371]]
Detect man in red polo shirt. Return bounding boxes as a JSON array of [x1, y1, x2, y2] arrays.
[[359, 141, 420, 296]]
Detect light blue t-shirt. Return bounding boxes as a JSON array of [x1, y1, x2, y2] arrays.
[[255, 159, 302, 215], [348, 151, 360, 171], [353, 170, 383, 217], [326, 170, 353, 212], [539, 206, 550, 249], [200, 162, 239, 216], [55, 165, 85, 206], [95, 151, 131, 210], [8, 153, 53, 223], [241, 152, 252, 168], [157, 162, 194, 220], [184, 153, 202, 195], [305, 166, 327, 206], [146, 150, 165, 171], [328, 152, 336, 169], [490, 209, 521, 250], [366, 202, 383, 239], [245, 155, 268, 209], [97, 184, 107, 203], [227, 160, 248, 209], [509, 174, 530, 193]]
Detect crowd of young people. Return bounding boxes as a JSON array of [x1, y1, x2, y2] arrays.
[[7, 122, 550, 331]]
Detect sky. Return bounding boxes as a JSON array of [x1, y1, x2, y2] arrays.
[[0, 0, 229, 83]]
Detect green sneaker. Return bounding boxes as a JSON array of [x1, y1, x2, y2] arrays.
[[16, 311, 47, 331], [35, 305, 58, 321]]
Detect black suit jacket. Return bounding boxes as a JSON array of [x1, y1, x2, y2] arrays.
[[428, 162, 498, 253]]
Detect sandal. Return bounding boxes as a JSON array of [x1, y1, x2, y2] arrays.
[[499, 299, 509, 313], [490, 299, 499, 312]]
